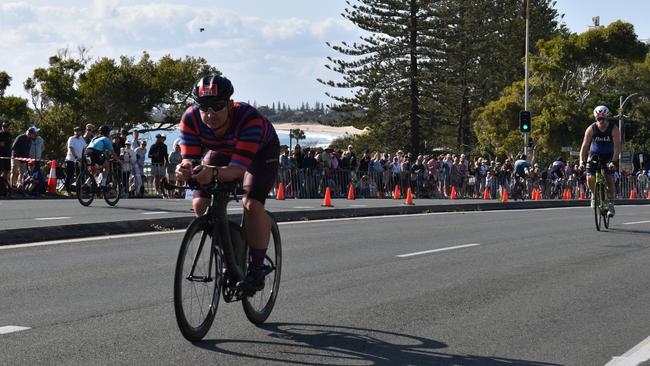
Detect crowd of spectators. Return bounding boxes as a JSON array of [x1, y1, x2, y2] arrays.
[[277, 145, 650, 200], [1, 121, 649, 200]]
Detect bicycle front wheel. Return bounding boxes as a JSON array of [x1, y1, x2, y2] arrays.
[[242, 212, 282, 325], [76, 170, 95, 206], [103, 171, 121, 206], [601, 184, 610, 229], [174, 216, 222, 342]]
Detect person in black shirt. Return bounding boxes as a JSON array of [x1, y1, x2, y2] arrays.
[[148, 133, 169, 195], [11, 128, 35, 187]]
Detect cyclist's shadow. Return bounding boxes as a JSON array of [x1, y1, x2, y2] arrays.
[[196, 322, 559, 366]]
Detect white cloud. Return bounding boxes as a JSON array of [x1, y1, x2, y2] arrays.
[[0, 1, 361, 105]]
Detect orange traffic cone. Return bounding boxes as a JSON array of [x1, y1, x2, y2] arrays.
[[562, 188, 568, 200], [321, 186, 333, 207], [276, 182, 285, 200], [483, 187, 490, 200], [347, 183, 355, 200], [630, 190, 637, 199], [405, 187, 414, 205], [47, 160, 57, 194], [501, 187, 508, 202], [450, 186, 457, 200], [647, 190, 650, 199], [393, 185, 400, 200], [579, 185, 586, 200], [531, 188, 538, 201]]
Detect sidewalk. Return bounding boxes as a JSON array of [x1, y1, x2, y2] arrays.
[[2, 197, 649, 246]]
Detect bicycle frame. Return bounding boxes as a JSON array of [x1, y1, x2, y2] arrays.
[[185, 182, 247, 285]]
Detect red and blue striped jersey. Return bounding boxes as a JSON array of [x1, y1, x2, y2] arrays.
[[179, 102, 277, 170]]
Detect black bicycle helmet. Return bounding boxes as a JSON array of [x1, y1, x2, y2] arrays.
[[191, 75, 234, 102], [99, 125, 111, 136]]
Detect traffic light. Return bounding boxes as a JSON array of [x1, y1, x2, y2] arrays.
[[519, 110, 531, 133]]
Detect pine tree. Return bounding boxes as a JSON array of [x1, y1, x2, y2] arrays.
[[319, 0, 440, 153]]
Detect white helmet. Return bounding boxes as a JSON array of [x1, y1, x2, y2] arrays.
[[593, 105, 610, 119]]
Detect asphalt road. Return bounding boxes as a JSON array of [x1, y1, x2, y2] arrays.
[[0, 197, 491, 231], [1, 205, 650, 365]]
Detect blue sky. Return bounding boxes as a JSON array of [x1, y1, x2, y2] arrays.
[[1, 0, 648, 108]]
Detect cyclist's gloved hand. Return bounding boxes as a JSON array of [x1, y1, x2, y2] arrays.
[[176, 160, 193, 181]]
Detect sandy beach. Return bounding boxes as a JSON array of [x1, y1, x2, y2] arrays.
[[273, 122, 364, 135]]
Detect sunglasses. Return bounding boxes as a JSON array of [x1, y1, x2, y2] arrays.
[[198, 99, 228, 113]]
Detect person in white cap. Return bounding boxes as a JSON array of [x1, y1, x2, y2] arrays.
[[29, 126, 45, 165]]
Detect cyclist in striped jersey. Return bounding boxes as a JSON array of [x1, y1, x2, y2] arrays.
[[176, 75, 280, 294]]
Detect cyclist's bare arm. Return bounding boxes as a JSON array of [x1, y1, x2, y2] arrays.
[[579, 126, 593, 165]]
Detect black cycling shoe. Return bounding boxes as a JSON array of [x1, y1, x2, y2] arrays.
[[237, 264, 271, 296]]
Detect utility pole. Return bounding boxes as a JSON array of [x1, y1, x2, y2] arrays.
[[619, 93, 639, 163], [523, 0, 530, 159]]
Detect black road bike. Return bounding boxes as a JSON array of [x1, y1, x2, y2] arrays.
[[166, 179, 282, 342], [75, 151, 121, 207]]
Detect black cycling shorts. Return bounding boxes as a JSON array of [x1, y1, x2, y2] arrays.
[[86, 148, 106, 167], [195, 136, 280, 204], [587, 152, 613, 176]]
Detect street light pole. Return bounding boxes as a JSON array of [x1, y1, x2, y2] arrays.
[[523, 0, 530, 158], [618, 93, 639, 163]]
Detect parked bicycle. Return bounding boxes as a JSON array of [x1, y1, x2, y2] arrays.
[[75, 150, 121, 206], [166, 178, 282, 342]]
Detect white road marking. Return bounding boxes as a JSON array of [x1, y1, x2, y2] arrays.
[[623, 220, 650, 225], [605, 335, 650, 366], [397, 243, 481, 258], [140, 212, 168, 215], [349, 205, 368, 207], [34, 217, 71, 221], [0, 230, 185, 250], [292, 206, 314, 209], [0, 326, 30, 335]]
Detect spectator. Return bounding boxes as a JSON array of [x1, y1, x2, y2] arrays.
[[29, 126, 45, 166], [358, 151, 370, 175], [121, 141, 136, 197], [293, 144, 303, 169], [83, 124, 95, 144], [0, 121, 12, 181], [64, 126, 87, 195], [18, 159, 46, 195], [638, 169, 648, 197], [128, 129, 141, 147], [133, 140, 147, 197], [168, 142, 182, 185], [347, 145, 357, 174], [11, 128, 34, 187], [113, 129, 127, 155], [148, 133, 169, 195]]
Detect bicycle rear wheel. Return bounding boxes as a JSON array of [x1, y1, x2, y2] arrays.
[[76, 170, 95, 206], [103, 171, 121, 206], [174, 216, 222, 342], [242, 212, 282, 325]]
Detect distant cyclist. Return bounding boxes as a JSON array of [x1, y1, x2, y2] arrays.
[[175, 75, 280, 295], [85, 125, 121, 187], [579, 105, 620, 217], [513, 154, 531, 179], [550, 157, 565, 180]]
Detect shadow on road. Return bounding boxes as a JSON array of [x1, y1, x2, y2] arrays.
[[606, 227, 650, 236], [196, 322, 560, 366]]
